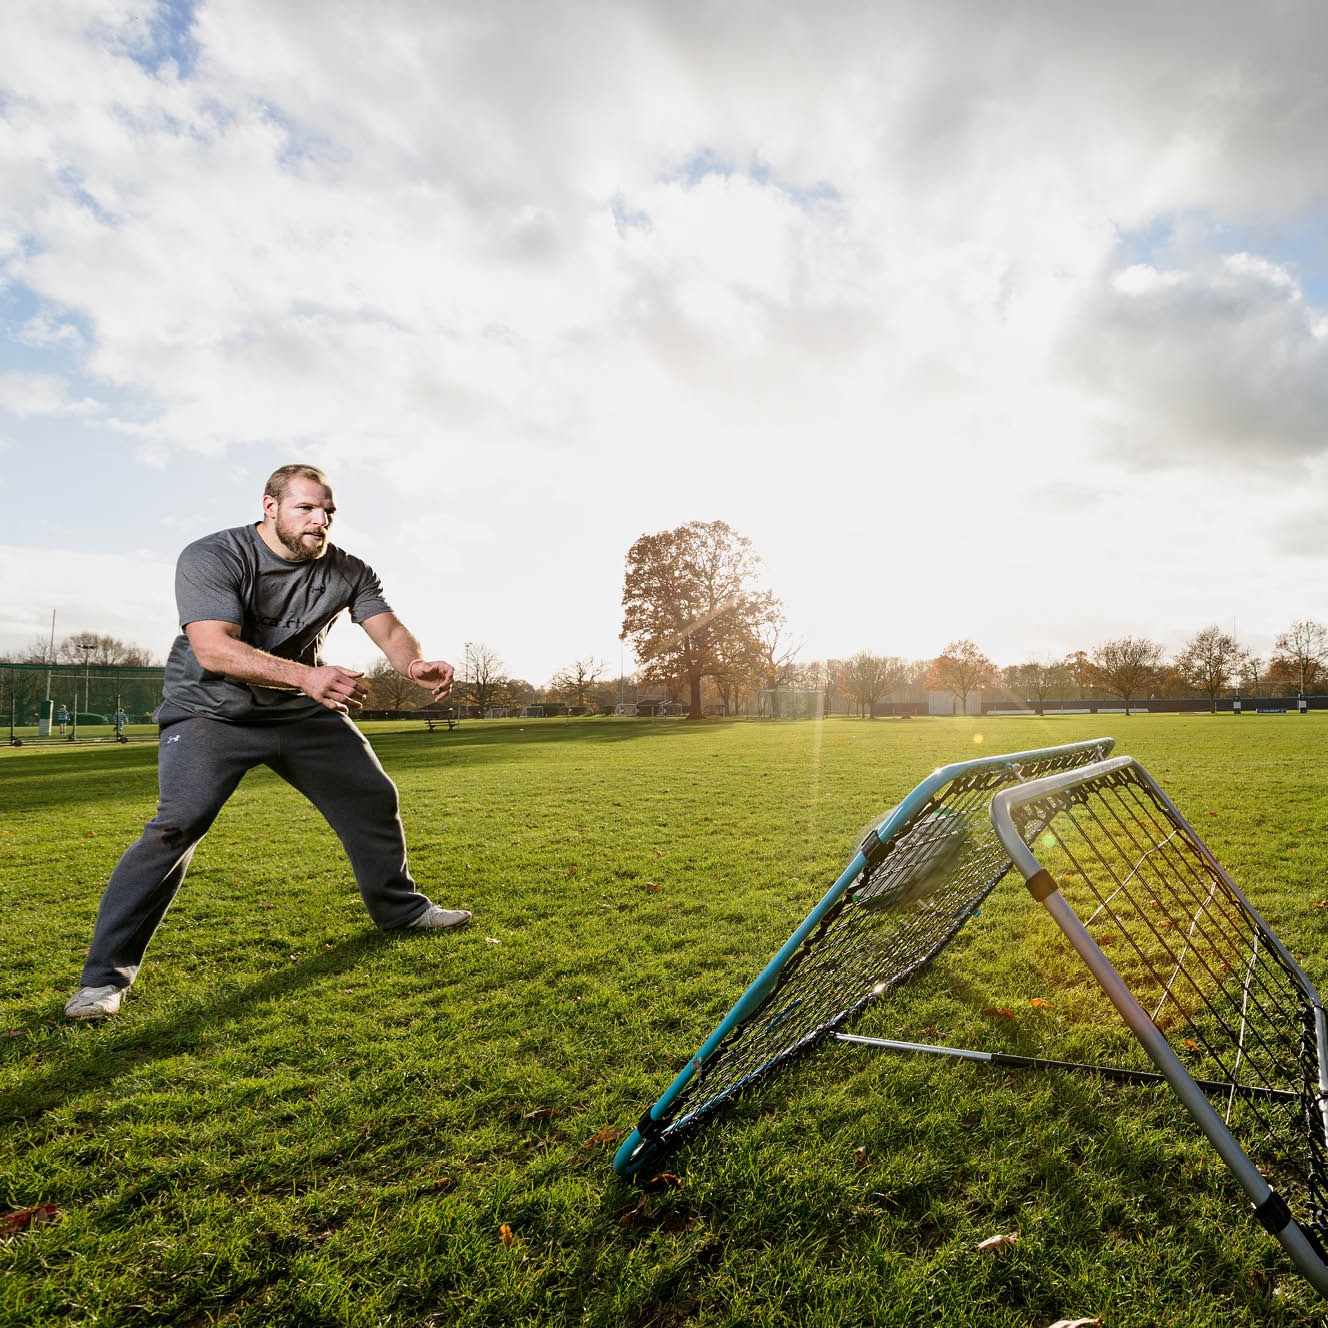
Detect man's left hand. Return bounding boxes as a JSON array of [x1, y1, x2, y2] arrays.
[[410, 659, 454, 702]]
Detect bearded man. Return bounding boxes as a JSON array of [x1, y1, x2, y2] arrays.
[[64, 463, 470, 1020]]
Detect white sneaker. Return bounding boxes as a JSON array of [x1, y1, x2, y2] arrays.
[[405, 904, 472, 930], [64, 984, 124, 1020]]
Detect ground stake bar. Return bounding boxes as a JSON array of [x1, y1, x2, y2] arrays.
[[833, 1032, 1298, 1103]]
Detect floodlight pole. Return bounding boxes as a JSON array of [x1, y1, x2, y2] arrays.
[[463, 641, 472, 724], [75, 642, 94, 740], [45, 608, 56, 701]]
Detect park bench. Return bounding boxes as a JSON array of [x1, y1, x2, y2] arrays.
[[423, 713, 457, 732]]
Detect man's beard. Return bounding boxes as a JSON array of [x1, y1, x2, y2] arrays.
[[275, 517, 329, 561]]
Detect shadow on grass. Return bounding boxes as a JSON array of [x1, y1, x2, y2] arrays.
[[0, 931, 398, 1126]]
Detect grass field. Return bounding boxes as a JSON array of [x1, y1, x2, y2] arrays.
[[2, 715, 1327, 1327]]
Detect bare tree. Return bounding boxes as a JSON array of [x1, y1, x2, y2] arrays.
[[1175, 626, 1248, 713], [57, 632, 155, 666], [1238, 655, 1264, 694], [755, 614, 803, 712], [1271, 620, 1328, 695], [362, 658, 419, 712], [840, 651, 905, 718], [925, 640, 997, 715], [14, 634, 60, 665], [549, 657, 607, 710], [1091, 636, 1164, 714], [1012, 658, 1070, 716], [453, 643, 508, 711]]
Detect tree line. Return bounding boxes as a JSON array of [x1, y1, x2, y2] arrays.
[[6, 531, 1324, 721], [616, 520, 1328, 718], [3, 632, 158, 667]]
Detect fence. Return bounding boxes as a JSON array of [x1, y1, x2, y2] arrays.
[[3, 662, 166, 745]]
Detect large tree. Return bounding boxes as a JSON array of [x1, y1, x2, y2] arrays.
[[621, 520, 780, 719], [1271, 620, 1328, 695], [925, 640, 997, 715], [1091, 636, 1164, 714], [1175, 625, 1248, 713]]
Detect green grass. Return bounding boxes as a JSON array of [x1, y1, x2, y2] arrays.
[[2, 715, 1327, 1326]]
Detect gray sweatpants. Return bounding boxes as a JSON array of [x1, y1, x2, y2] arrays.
[[79, 711, 433, 989]]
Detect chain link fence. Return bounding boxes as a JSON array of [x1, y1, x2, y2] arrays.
[[3, 662, 166, 746]]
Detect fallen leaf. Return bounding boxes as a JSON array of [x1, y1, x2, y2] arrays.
[[1029, 998, 1051, 1009], [1, 1029, 26, 1039], [584, 1126, 625, 1148], [644, 1172, 683, 1192], [523, 1107, 560, 1121], [1, 1204, 61, 1240], [1183, 1039, 1199, 1051], [1046, 1318, 1102, 1328], [499, 1223, 515, 1247], [484, 937, 502, 945], [616, 1200, 650, 1226], [982, 1006, 1016, 1018], [645, 883, 662, 892], [853, 1146, 869, 1168], [1158, 919, 1173, 927], [1098, 933, 1118, 944], [654, 849, 663, 857], [1146, 899, 1161, 907], [1312, 901, 1328, 909], [976, 1231, 1018, 1253]]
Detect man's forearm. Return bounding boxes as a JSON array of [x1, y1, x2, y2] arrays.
[[377, 623, 426, 676], [195, 634, 310, 692]]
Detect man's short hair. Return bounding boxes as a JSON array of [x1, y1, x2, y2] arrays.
[[264, 464, 330, 502]]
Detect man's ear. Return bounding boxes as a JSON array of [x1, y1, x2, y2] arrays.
[[261, 493, 279, 521]]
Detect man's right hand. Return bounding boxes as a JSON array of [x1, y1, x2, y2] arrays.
[[303, 665, 367, 713]]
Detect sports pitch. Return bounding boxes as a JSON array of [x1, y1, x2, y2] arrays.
[[2, 715, 1326, 1326]]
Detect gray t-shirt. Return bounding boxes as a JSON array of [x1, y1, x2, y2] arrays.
[[157, 524, 392, 724]]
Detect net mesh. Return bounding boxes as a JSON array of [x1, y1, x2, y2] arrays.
[[627, 742, 1111, 1166], [1011, 762, 1328, 1254]]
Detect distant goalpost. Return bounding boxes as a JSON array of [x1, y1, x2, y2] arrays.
[[614, 740, 1328, 1294], [757, 688, 824, 719]]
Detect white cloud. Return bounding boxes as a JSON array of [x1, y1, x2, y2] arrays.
[[0, 543, 177, 660], [1064, 253, 1328, 466], [0, 371, 100, 417], [4, 1, 1328, 680]]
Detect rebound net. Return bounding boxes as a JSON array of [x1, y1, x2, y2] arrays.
[[992, 755, 1328, 1294], [615, 738, 1114, 1177]]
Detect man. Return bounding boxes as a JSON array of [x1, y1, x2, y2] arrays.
[[64, 463, 470, 1020]]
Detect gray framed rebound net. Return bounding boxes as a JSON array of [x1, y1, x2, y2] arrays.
[[990, 755, 1327, 1294], [615, 741, 1328, 1296]]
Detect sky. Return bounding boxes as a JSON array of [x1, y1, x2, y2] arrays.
[[3, 1, 1328, 686]]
